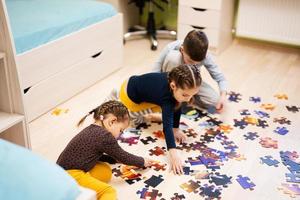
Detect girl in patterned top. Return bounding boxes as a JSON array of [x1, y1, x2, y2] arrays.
[[57, 100, 155, 200]]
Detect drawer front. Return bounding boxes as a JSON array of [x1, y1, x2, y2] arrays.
[[179, 0, 222, 10], [178, 6, 220, 29], [24, 43, 123, 121], [177, 24, 219, 47], [18, 14, 123, 90]]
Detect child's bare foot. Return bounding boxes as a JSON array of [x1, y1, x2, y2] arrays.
[[173, 128, 187, 143], [143, 113, 162, 123]]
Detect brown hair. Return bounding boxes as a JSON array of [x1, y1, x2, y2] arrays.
[[183, 30, 208, 62], [168, 64, 202, 89], [77, 100, 129, 127]]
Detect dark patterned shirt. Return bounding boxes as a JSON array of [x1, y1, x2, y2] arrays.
[[57, 124, 144, 172]]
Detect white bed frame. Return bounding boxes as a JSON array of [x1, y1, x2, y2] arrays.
[[15, 13, 123, 121]]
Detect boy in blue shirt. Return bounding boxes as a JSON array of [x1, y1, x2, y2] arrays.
[[152, 30, 227, 113]]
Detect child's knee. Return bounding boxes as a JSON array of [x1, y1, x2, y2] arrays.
[[89, 162, 112, 183]]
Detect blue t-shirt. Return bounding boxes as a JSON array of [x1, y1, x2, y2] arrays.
[[127, 72, 180, 149]]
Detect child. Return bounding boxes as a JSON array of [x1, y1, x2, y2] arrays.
[[108, 64, 202, 175], [153, 30, 227, 113], [57, 100, 154, 200]]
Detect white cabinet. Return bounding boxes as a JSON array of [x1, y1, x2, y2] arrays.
[[0, 0, 30, 147], [177, 0, 235, 54]]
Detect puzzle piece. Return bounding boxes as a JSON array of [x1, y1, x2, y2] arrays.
[[150, 161, 167, 171], [273, 117, 291, 125], [183, 128, 198, 138], [199, 184, 222, 200], [136, 187, 163, 200], [239, 109, 251, 116], [152, 130, 165, 139], [280, 151, 300, 174], [51, 108, 69, 116], [185, 156, 203, 166], [217, 124, 233, 134], [149, 146, 166, 156], [233, 119, 248, 129], [144, 175, 164, 188], [260, 156, 280, 167], [278, 183, 300, 198], [209, 172, 232, 188], [261, 103, 276, 111], [249, 96, 261, 103], [112, 165, 142, 185], [243, 132, 259, 140], [136, 123, 151, 130], [193, 170, 210, 180], [176, 143, 193, 152], [286, 172, 300, 184], [254, 110, 270, 118], [236, 175, 256, 190], [243, 116, 259, 125], [170, 193, 186, 200], [274, 93, 288, 100], [228, 91, 242, 103], [256, 118, 269, 128], [180, 180, 201, 193], [286, 106, 300, 113], [274, 127, 289, 135], [140, 136, 157, 145], [259, 137, 278, 149]]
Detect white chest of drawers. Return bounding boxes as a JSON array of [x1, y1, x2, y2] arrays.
[[177, 0, 235, 54]]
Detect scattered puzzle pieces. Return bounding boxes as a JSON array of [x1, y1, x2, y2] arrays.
[[278, 183, 300, 198]]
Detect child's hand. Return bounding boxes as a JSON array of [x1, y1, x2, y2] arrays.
[[143, 158, 157, 167], [173, 128, 187, 143], [216, 91, 226, 113], [168, 149, 184, 175]]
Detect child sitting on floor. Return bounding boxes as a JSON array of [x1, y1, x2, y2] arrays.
[[57, 100, 155, 200], [106, 64, 202, 175]]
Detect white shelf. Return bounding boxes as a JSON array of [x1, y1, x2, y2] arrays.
[[0, 111, 24, 133]]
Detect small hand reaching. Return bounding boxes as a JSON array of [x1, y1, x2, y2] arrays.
[[168, 148, 184, 175], [173, 128, 187, 143], [143, 158, 158, 167]]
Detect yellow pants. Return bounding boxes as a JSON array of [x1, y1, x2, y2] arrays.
[[67, 162, 116, 200], [120, 80, 161, 113]]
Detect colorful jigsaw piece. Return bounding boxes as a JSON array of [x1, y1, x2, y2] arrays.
[[273, 117, 291, 125], [180, 180, 201, 193], [274, 93, 288, 100], [249, 96, 261, 103], [149, 146, 166, 156], [236, 175, 256, 190], [261, 103, 276, 111], [243, 132, 259, 140], [286, 106, 300, 113], [259, 137, 278, 149], [274, 127, 289, 135], [278, 183, 300, 198], [260, 156, 280, 167]]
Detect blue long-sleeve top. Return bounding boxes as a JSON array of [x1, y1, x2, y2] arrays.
[[127, 72, 180, 149]]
